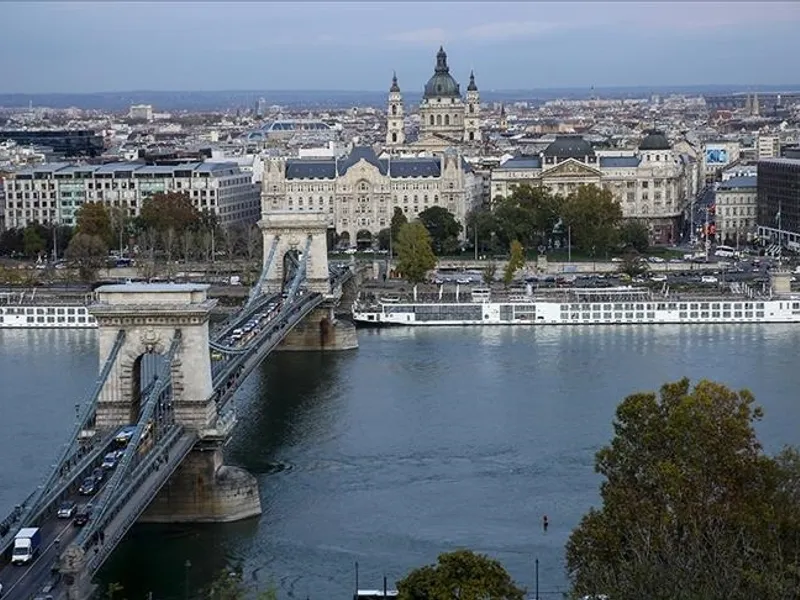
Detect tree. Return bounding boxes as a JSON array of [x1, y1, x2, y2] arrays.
[[398, 550, 526, 600], [503, 239, 525, 287], [377, 228, 391, 251], [617, 249, 649, 278], [418, 206, 462, 256], [391, 206, 408, 241], [619, 219, 650, 253], [465, 207, 499, 256], [395, 221, 437, 284], [75, 201, 113, 247], [482, 262, 497, 286], [561, 184, 622, 256], [492, 185, 562, 251], [65, 233, 108, 282], [208, 568, 278, 600], [566, 378, 800, 600], [139, 191, 201, 233], [22, 225, 45, 257], [104, 582, 126, 600]]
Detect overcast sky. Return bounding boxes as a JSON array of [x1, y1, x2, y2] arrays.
[[3, 1, 800, 93]]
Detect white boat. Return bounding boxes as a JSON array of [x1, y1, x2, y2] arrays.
[[352, 286, 800, 327], [0, 292, 97, 328]]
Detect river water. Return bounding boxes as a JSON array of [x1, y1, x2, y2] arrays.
[[2, 324, 800, 599]]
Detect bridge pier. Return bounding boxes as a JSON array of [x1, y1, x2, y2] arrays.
[[277, 305, 358, 351], [138, 445, 261, 523]]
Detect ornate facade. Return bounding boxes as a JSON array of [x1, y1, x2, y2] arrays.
[[262, 145, 482, 247], [385, 47, 481, 152], [491, 132, 698, 244]]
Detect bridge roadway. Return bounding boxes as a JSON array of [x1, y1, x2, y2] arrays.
[[0, 266, 356, 599]]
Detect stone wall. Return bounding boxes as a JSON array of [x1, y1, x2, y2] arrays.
[[278, 305, 358, 351], [139, 447, 261, 523]]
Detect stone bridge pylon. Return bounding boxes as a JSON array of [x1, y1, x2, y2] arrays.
[[89, 283, 261, 523]]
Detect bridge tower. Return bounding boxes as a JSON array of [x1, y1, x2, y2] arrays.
[[259, 210, 358, 351], [89, 283, 261, 523]]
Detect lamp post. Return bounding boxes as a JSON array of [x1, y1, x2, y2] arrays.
[[567, 225, 572, 263], [184, 559, 191, 600], [534, 558, 539, 600]]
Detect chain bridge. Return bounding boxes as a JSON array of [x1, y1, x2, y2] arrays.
[[0, 211, 362, 600]]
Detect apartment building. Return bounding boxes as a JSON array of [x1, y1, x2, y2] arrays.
[[715, 176, 757, 246], [3, 161, 260, 229]]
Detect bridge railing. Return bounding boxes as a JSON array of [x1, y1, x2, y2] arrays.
[[210, 292, 281, 344], [75, 331, 182, 550], [243, 234, 280, 311], [0, 330, 126, 551], [83, 427, 196, 574]]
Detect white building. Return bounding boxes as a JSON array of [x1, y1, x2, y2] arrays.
[[3, 161, 260, 229], [386, 47, 481, 152], [491, 131, 696, 244], [756, 135, 781, 159], [715, 175, 757, 245], [128, 104, 154, 122], [702, 141, 741, 180], [261, 145, 482, 247]]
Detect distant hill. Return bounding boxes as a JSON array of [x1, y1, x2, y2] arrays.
[[1, 85, 799, 112]]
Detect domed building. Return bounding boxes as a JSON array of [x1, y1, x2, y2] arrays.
[[385, 47, 481, 151]]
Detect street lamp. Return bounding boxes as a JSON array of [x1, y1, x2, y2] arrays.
[[184, 559, 191, 600]]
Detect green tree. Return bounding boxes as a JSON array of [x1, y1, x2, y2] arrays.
[[398, 549, 526, 600], [493, 184, 562, 250], [377, 228, 391, 251], [619, 219, 650, 253], [482, 262, 497, 286], [22, 225, 45, 257], [391, 206, 408, 241], [75, 201, 113, 247], [465, 207, 499, 256], [566, 378, 800, 600], [417, 206, 462, 256], [616, 249, 649, 278], [105, 582, 126, 600], [503, 239, 525, 286], [396, 221, 437, 284], [65, 233, 108, 282], [561, 184, 622, 255]]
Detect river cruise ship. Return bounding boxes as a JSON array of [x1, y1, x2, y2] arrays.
[[352, 285, 800, 327], [0, 292, 97, 329]]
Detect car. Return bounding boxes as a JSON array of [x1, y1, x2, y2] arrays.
[[78, 477, 96, 495], [91, 467, 105, 483], [73, 505, 92, 527], [57, 501, 77, 519], [101, 452, 118, 469], [114, 425, 136, 446]]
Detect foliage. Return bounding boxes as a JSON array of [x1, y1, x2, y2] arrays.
[[616, 249, 649, 278], [482, 262, 497, 286], [75, 201, 113, 247], [395, 221, 437, 284], [208, 568, 279, 600], [65, 233, 108, 282], [560, 185, 622, 256], [397, 549, 526, 600], [390, 206, 408, 241], [22, 225, 45, 257], [417, 206, 462, 256], [619, 219, 650, 253], [566, 378, 800, 600], [377, 228, 391, 251], [465, 206, 500, 256], [138, 191, 201, 233], [493, 184, 562, 250], [503, 240, 525, 286], [105, 582, 125, 600]]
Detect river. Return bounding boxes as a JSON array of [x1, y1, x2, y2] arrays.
[[1, 324, 799, 599]]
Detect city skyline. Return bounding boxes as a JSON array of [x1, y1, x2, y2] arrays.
[[3, 1, 800, 94]]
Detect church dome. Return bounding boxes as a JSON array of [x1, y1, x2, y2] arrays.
[[543, 135, 595, 158], [423, 46, 461, 99], [389, 72, 400, 93], [639, 129, 671, 150]]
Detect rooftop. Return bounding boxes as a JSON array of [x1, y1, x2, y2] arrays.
[[718, 175, 758, 189], [95, 283, 210, 294]]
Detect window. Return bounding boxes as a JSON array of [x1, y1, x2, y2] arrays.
[[445, 114, 450, 126], [391, 105, 397, 115], [392, 132, 397, 142]]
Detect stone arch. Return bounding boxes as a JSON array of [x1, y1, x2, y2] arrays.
[[282, 247, 302, 289], [391, 104, 397, 115], [338, 230, 351, 247], [429, 115, 434, 126], [445, 114, 450, 126], [392, 132, 397, 143], [356, 229, 373, 250], [436, 114, 442, 126], [469, 131, 475, 141]]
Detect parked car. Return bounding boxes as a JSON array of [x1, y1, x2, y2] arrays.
[[78, 477, 96, 496], [56, 501, 77, 519]]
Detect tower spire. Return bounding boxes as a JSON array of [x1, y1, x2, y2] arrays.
[[390, 71, 400, 93]]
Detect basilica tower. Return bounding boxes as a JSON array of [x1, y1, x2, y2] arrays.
[[386, 72, 405, 146], [464, 70, 481, 143]]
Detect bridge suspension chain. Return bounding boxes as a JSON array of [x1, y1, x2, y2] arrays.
[[244, 234, 280, 311], [0, 330, 127, 548], [284, 234, 313, 301], [75, 330, 183, 549]]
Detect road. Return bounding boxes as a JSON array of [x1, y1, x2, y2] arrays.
[[0, 440, 121, 600]]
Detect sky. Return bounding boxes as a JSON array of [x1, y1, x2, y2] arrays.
[[3, 1, 800, 94]]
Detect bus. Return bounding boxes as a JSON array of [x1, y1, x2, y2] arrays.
[[714, 245, 737, 259]]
